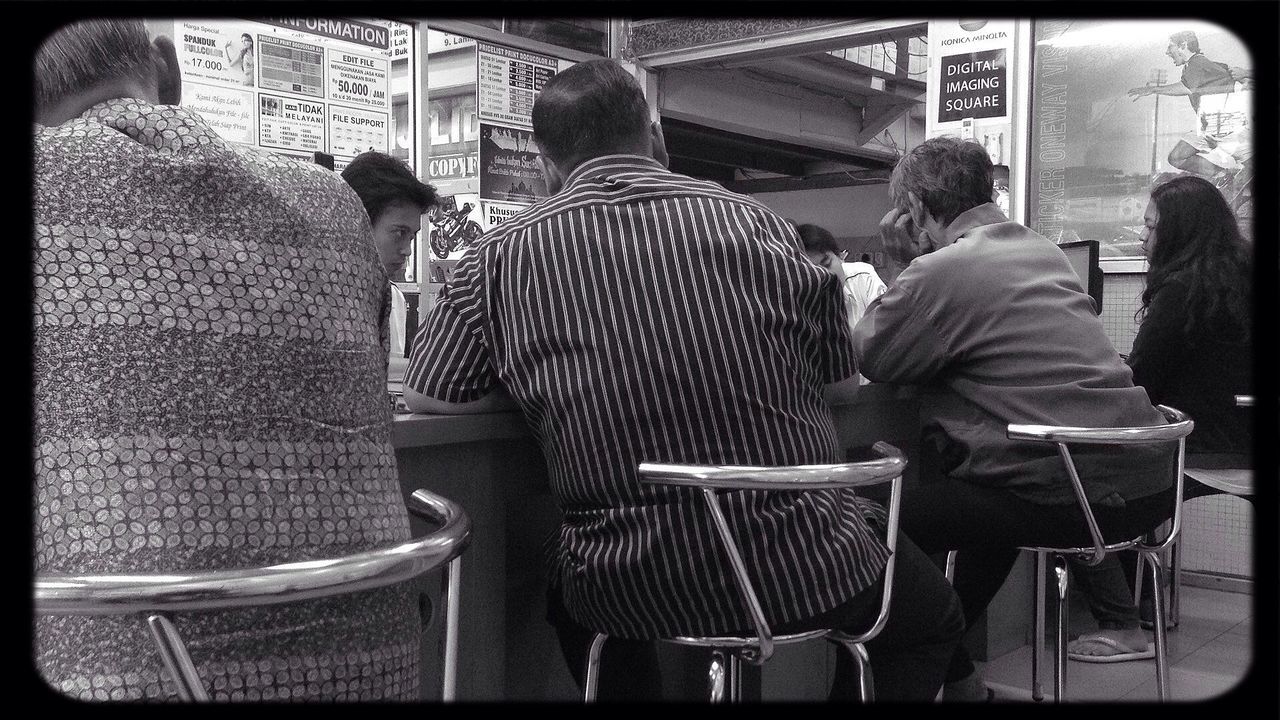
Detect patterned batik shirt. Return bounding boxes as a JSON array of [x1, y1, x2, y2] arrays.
[[33, 99, 419, 701], [405, 154, 891, 640]]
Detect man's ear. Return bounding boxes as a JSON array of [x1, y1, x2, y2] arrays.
[[537, 154, 566, 196], [151, 35, 182, 105], [649, 120, 669, 168]]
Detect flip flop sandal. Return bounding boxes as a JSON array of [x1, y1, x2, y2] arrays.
[[1067, 633, 1156, 663]]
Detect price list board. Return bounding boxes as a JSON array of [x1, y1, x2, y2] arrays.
[[477, 42, 560, 128], [327, 50, 390, 109], [258, 36, 325, 98], [168, 18, 407, 167]]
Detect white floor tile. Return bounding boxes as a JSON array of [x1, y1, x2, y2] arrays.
[[981, 585, 1251, 703]]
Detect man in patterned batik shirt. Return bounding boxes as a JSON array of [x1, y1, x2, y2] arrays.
[[33, 20, 419, 701]]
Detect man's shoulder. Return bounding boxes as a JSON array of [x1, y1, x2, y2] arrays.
[[903, 221, 1046, 291], [484, 167, 788, 243], [1182, 54, 1232, 87]]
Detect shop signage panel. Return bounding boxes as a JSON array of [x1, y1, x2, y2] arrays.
[[176, 21, 259, 88], [329, 105, 390, 159], [258, 36, 325, 97], [182, 82, 255, 144], [261, 18, 390, 50], [1027, 18, 1254, 257], [170, 17, 402, 165], [477, 42, 559, 128], [938, 49, 1007, 122], [327, 50, 390, 108], [258, 94, 326, 153], [482, 201, 527, 231], [478, 122, 548, 203]]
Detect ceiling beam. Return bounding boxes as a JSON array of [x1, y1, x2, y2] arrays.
[[661, 117, 895, 172], [633, 18, 928, 69], [722, 169, 891, 194], [855, 102, 915, 146], [666, 156, 736, 184], [761, 56, 925, 104]]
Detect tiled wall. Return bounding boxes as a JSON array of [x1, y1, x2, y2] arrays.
[[1101, 273, 1253, 581]]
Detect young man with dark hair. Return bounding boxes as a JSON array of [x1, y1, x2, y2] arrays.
[[342, 151, 438, 357], [404, 58, 964, 702]]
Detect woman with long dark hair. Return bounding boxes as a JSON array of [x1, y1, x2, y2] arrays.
[[1068, 175, 1253, 662], [1129, 174, 1253, 461]]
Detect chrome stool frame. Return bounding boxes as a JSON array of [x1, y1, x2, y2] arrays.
[[583, 442, 906, 703], [1156, 394, 1253, 628], [35, 488, 472, 702], [1015, 406, 1193, 703]]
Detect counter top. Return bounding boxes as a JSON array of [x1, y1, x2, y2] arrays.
[[391, 382, 917, 450]]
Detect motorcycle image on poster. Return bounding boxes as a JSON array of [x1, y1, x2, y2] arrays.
[[427, 194, 484, 259]]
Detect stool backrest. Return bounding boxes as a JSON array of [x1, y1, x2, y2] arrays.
[[34, 488, 471, 700], [1006, 405, 1193, 565], [637, 441, 906, 665]]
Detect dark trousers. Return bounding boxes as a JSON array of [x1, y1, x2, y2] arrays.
[[890, 473, 1176, 682], [547, 532, 964, 702]]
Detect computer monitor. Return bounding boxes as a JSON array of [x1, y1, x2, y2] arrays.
[[1057, 239, 1103, 315]]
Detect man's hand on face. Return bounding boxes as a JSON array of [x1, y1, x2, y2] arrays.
[[879, 207, 926, 266]]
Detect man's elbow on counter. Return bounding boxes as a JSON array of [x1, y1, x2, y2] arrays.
[[403, 385, 518, 415]]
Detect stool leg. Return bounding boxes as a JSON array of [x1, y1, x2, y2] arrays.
[[583, 633, 608, 702], [828, 638, 874, 702], [1032, 551, 1046, 702], [1169, 538, 1182, 628], [728, 652, 742, 703], [442, 557, 462, 701], [708, 650, 728, 703], [1052, 554, 1070, 704], [146, 614, 209, 702], [1144, 552, 1171, 701], [851, 642, 875, 702], [1132, 550, 1145, 606]]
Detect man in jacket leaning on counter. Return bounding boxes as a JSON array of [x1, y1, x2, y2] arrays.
[[850, 136, 1178, 699], [403, 58, 964, 702]]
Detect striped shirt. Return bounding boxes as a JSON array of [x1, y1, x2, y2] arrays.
[[405, 155, 890, 639]]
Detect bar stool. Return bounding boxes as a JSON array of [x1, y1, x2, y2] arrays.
[[1156, 394, 1254, 627], [1016, 405, 1193, 703], [34, 488, 472, 702], [582, 441, 906, 703], [943, 406, 1193, 702]]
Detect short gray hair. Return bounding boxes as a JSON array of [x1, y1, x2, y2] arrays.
[[889, 136, 993, 226], [35, 19, 155, 112]]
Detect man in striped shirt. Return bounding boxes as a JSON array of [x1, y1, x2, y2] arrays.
[[404, 59, 962, 701]]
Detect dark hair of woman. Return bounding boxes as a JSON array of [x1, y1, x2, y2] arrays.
[[1138, 174, 1251, 341]]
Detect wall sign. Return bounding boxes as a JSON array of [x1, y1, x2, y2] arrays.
[[1026, 19, 1254, 257], [938, 49, 1007, 122], [167, 17, 408, 167], [477, 42, 559, 128], [478, 123, 548, 203]]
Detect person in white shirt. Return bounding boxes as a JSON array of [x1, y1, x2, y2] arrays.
[[842, 258, 889, 326], [342, 152, 439, 359], [796, 223, 888, 384]]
